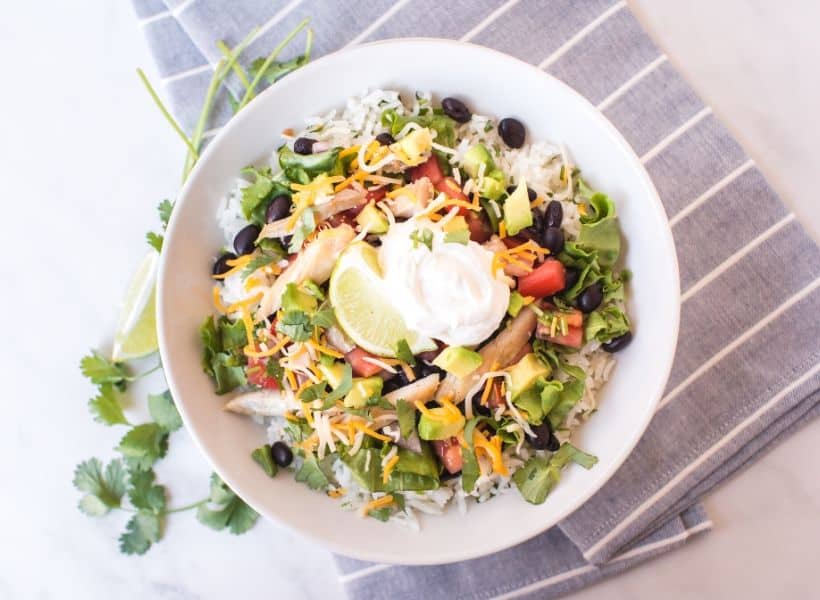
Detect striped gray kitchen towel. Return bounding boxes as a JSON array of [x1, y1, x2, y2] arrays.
[[131, 1, 820, 598]]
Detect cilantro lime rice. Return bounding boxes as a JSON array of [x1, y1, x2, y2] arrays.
[[201, 90, 632, 528]]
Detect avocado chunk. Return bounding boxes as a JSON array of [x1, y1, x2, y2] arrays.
[[343, 376, 384, 408], [479, 175, 507, 201], [441, 215, 468, 233], [462, 143, 494, 179], [280, 282, 318, 313], [317, 362, 346, 389], [507, 353, 551, 399], [389, 127, 433, 166], [355, 202, 389, 234], [503, 180, 533, 236], [418, 408, 466, 441], [433, 346, 482, 378]]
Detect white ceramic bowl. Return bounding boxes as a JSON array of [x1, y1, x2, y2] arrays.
[[158, 39, 679, 565]]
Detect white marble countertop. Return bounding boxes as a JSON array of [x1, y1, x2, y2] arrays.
[[1, 1, 818, 598]]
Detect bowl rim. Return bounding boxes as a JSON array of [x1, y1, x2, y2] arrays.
[[157, 36, 680, 565]]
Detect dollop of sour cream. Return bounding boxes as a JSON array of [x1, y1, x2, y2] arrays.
[[379, 218, 510, 347]]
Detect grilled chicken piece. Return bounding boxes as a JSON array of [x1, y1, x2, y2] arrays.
[[224, 389, 298, 417], [256, 187, 365, 240], [384, 176, 434, 218], [383, 373, 440, 407], [255, 224, 355, 319], [435, 307, 537, 403]]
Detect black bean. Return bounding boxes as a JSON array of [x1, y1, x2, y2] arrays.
[[440, 469, 462, 481], [212, 252, 237, 276], [506, 185, 537, 201], [416, 362, 445, 381], [577, 282, 604, 313], [265, 195, 292, 223], [563, 267, 580, 292], [520, 211, 545, 245], [498, 117, 526, 149], [293, 137, 316, 155], [602, 331, 633, 353], [441, 97, 471, 123], [470, 393, 492, 417], [383, 369, 411, 394], [233, 224, 261, 256], [271, 441, 293, 467], [542, 226, 565, 255], [527, 421, 559, 450], [375, 132, 395, 146], [545, 200, 563, 228]]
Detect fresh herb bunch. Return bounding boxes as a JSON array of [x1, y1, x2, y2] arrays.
[[74, 19, 314, 555]]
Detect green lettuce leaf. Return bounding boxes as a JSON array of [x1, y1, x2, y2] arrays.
[[577, 193, 620, 267], [512, 443, 598, 504]]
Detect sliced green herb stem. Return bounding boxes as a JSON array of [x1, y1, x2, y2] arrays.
[[216, 40, 251, 90], [136, 68, 200, 158]]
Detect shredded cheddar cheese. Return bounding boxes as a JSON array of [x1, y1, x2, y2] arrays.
[[381, 454, 400, 484], [360, 494, 394, 516], [473, 430, 509, 476], [328, 488, 347, 499]]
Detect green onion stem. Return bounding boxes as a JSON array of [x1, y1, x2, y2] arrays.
[[216, 40, 251, 90], [137, 68, 199, 159], [182, 26, 262, 180]]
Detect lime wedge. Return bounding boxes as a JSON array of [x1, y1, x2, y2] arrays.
[[111, 252, 159, 362], [329, 242, 436, 357]]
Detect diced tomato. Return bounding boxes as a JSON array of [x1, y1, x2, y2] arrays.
[[542, 304, 583, 328], [435, 177, 470, 204], [466, 211, 492, 243], [365, 186, 387, 203], [246, 357, 279, 389], [517, 259, 566, 298], [432, 437, 463, 474], [345, 347, 383, 377], [501, 235, 529, 250], [541, 325, 583, 349], [409, 155, 443, 184]]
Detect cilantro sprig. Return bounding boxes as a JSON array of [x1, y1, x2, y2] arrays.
[[75, 19, 314, 556]]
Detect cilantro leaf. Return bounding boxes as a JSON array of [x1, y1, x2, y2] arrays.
[[88, 384, 130, 426], [80, 351, 129, 386], [251, 445, 278, 477], [276, 310, 312, 341], [443, 229, 469, 245], [73, 458, 127, 516], [148, 390, 182, 433], [240, 166, 274, 221], [241, 252, 281, 280], [409, 228, 434, 250], [396, 399, 416, 439], [512, 443, 597, 504], [249, 53, 309, 85], [119, 511, 161, 555], [311, 307, 336, 329], [146, 231, 163, 252], [157, 199, 174, 229], [117, 424, 169, 471], [196, 473, 259, 534], [294, 455, 330, 490], [127, 468, 167, 514], [288, 208, 316, 253], [395, 339, 416, 367]]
